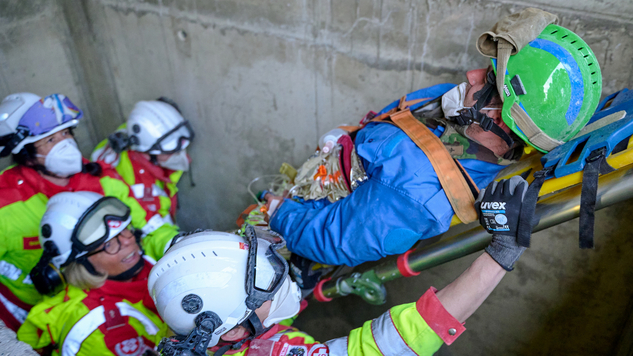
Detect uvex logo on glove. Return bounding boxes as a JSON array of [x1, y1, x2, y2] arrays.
[[476, 176, 529, 271], [480, 201, 510, 232], [480, 202, 506, 210]]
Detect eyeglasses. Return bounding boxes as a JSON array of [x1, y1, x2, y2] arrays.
[[86, 229, 135, 257]]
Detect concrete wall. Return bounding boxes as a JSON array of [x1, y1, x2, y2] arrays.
[[1, 0, 633, 354]]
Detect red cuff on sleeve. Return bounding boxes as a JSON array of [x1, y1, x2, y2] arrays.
[[415, 287, 466, 345]]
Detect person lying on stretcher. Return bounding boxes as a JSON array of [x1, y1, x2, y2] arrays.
[[261, 9, 603, 269]]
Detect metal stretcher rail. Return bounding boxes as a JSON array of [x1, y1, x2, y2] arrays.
[[316, 160, 633, 304]]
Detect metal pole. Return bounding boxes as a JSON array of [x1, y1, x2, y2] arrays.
[[319, 165, 633, 302]]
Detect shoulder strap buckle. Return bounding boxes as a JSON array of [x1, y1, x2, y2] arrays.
[[479, 115, 494, 132]]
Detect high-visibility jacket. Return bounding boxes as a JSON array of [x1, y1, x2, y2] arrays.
[[17, 259, 169, 356], [212, 288, 464, 356], [270, 84, 506, 267], [92, 126, 183, 223], [0, 163, 177, 331]]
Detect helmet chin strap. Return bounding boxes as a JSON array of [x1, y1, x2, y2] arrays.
[[80, 250, 145, 281], [108, 255, 145, 281], [450, 70, 515, 149], [214, 312, 272, 356], [80, 257, 102, 277]]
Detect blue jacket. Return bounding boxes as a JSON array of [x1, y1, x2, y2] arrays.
[[270, 84, 506, 266]]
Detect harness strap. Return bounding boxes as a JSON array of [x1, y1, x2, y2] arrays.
[[341, 95, 480, 223], [389, 109, 479, 223], [516, 166, 553, 247], [579, 147, 615, 249]]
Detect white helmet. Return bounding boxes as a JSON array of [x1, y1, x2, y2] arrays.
[[39, 191, 132, 268], [0, 93, 82, 157], [148, 227, 296, 353], [31, 191, 133, 296], [127, 100, 193, 155]]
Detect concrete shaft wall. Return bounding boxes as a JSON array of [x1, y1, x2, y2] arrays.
[[1, 0, 633, 354]]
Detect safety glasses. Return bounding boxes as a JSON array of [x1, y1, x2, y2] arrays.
[[85, 228, 135, 257], [243, 225, 288, 310], [148, 120, 194, 154], [71, 197, 131, 253]]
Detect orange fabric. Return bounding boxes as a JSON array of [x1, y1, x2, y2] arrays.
[[389, 109, 478, 223], [338, 95, 478, 222], [236, 204, 259, 227]]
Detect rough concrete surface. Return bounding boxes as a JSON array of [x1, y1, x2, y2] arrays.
[[0, 0, 633, 354]]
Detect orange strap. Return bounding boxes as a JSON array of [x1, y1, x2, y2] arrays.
[[389, 109, 478, 223], [339, 95, 478, 222]]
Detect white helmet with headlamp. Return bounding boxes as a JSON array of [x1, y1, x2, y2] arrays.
[[30, 191, 133, 296], [148, 226, 301, 356]]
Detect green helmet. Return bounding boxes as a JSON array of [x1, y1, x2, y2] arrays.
[[492, 24, 602, 153]]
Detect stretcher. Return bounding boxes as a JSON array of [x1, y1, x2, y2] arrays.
[[242, 89, 633, 305]]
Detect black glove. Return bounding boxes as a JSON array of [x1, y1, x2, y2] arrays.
[[289, 254, 330, 291], [475, 176, 528, 271]]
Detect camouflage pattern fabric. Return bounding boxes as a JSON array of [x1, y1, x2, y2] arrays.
[[412, 100, 523, 166]]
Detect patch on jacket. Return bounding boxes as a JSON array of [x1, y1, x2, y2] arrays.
[[114, 336, 150, 356], [308, 344, 328, 356], [280, 344, 307, 356]]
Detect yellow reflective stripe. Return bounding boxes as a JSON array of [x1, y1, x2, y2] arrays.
[[388, 303, 443, 356], [61, 302, 160, 356], [115, 151, 136, 186], [371, 311, 417, 356], [324, 337, 348, 356], [347, 303, 444, 356]]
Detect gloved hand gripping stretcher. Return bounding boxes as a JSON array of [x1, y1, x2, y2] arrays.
[[241, 88, 633, 305], [313, 89, 633, 304], [238, 9, 633, 304]]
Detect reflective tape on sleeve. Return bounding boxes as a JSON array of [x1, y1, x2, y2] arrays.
[[116, 302, 159, 335], [371, 311, 418, 356], [324, 337, 347, 356], [62, 306, 106, 356], [141, 214, 170, 236], [62, 303, 160, 356]]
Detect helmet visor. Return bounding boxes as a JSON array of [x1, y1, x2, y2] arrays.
[[71, 197, 131, 251], [244, 225, 288, 309], [150, 121, 194, 154], [254, 239, 286, 292]]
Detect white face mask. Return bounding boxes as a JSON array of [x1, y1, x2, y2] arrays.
[[441, 82, 469, 117], [263, 275, 301, 327], [158, 149, 190, 171], [441, 82, 501, 118], [37, 139, 83, 177]]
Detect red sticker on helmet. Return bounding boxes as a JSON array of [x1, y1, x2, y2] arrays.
[[107, 220, 122, 229]]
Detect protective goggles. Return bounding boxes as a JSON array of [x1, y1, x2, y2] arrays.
[[243, 225, 288, 311], [67, 197, 131, 264], [148, 121, 194, 154]]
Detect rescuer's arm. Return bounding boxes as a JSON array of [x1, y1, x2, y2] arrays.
[[435, 252, 506, 323], [324, 177, 530, 356], [438, 176, 528, 322]]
